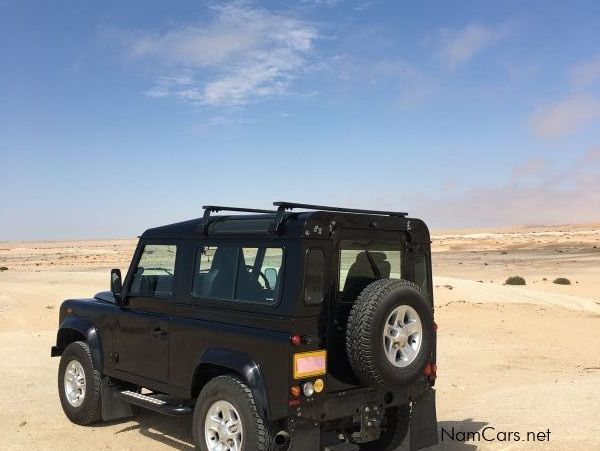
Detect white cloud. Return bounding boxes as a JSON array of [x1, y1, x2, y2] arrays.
[[434, 23, 507, 69], [300, 0, 343, 6], [570, 56, 600, 89], [582, 147, 600, 164], [529, 96, 600, 139], [126, 2, 319, 107], [336, 57, 438, 107], [407, 151, 600, 227], [372, 60, 438, 107], [144, 73, 194, 97], [511, 158, 547, 179]]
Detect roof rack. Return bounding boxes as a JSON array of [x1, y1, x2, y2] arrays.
[[269, 201, 407, 234], [202, 205, 277, 235], [272, 202, 408, 217], [201, 202, 408, 236]]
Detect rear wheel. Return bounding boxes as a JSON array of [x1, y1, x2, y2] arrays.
[[193, 375, 275, 451], [359, 404, 410, 451], [57, 341, 103, 425]]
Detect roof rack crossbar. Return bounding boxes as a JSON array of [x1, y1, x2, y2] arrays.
[[202, 205, 277, 235], [203, 205, 277, 215], [272, 201, 408, 217]]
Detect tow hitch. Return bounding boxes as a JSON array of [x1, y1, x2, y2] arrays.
[[351, 403, 384, 443]]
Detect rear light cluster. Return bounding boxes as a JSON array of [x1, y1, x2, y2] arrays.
[[290, 378, 324, 398], [289, 336, 327, 402]]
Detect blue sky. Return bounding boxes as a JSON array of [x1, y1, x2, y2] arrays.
[[1, 0, 599, 240]]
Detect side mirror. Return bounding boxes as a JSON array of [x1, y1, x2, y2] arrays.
[[264, 267, 277, 289], [110, 269, 123, 302]]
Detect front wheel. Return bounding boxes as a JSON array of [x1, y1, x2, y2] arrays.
[[360, 404, 410, 451], [193, 375, 275, 451], [57, 341, 103, 425]]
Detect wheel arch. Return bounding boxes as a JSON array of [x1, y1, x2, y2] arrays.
[[191, 348, 270, 421], [55, 317, 104, 372]]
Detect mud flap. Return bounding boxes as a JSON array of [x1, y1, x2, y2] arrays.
[[288, 418, 320, 451], [101, 378, 133, 421], [410, 389, 438, 450]]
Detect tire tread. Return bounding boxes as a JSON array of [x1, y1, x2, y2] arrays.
[[58, 340, 103, 425], [346, 279, 428, 387], [193, 374, 275, 451]]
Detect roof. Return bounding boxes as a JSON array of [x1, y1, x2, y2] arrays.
[[140, 202, 428, 241]]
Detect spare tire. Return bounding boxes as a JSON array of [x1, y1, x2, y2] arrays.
[[346, 279, 434, 387]]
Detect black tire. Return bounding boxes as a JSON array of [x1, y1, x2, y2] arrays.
[[346, 279, 434, 387], [193, 375, 275, 451], [58, 341, 103, 425], [360, 404, 410, 451]]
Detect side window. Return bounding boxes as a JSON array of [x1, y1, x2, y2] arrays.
[[192, 244, 283, 305], [129, 244, 177, 298], [238, 247, 283, 304], [192, 245, 237, 300], [304, 249, 325, 305]]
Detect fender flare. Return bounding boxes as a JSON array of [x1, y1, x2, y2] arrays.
[[56, 317, 104, 372], [194, 348, 270, 420]]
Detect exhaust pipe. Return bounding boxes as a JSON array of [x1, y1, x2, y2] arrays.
[[274, 430, 291, 449]]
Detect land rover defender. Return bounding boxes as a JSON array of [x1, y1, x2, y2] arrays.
[[51, 202, 438, 450]]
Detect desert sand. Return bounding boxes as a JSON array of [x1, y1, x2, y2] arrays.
[[0, 224, 599, 450]]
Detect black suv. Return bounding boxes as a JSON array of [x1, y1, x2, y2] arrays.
[[51, 202, 438, 451]]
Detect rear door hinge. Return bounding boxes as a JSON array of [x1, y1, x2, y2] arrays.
[[109, 352, 119, 364]]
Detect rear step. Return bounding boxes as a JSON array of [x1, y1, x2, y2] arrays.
[[115, 390, 193, 416]]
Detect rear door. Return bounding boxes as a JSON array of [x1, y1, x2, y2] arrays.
[[115, 241, 178, 382], [326, 229, 407, 392]]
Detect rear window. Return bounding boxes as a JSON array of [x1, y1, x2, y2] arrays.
[[339, 240, 401, 302]]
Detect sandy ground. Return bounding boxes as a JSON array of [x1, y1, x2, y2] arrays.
[[0, 224, 599, 450]]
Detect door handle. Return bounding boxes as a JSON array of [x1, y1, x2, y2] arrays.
[[151, 327, 167, 337]]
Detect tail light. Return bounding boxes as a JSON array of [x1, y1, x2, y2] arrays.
[[290, 334, 302, 346], [302, 382, 315, 397], [423, 363, 433, 377], [290, 385, 301, 397], [313, 378, 324, 393]]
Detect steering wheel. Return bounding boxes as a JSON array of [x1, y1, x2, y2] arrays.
[[244, 265, 271, 290]]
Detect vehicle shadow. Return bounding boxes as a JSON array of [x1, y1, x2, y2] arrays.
[[101, 413, 488, 451], [110, 410, 194, 450], [413, 418, 489, 450]]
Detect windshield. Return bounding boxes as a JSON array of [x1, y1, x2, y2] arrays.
[[338, 240, 402, 302]]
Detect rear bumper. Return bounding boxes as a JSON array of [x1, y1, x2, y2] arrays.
[[286, 383, 437, 451], [290, 380, 430, 422]]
